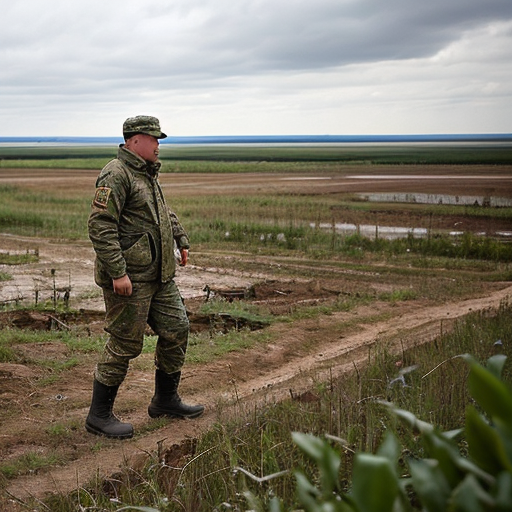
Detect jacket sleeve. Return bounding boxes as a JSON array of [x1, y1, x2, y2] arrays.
[[88, 164, 130, 280], [169, 209, 190, 249]]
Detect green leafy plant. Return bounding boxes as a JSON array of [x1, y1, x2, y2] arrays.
[[246, 353, 512, 511]]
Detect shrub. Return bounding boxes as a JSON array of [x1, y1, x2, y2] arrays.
[[246, 354, 512, 511]]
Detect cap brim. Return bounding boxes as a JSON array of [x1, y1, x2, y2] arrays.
[[124, 130, 167, 139], [148, 130, 167, 139]]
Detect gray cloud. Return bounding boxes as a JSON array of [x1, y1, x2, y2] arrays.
[[189, 0, 511, 71], [1, 0, 511, 135]]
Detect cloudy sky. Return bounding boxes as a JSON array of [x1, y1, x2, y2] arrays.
[[1, 0, 511, 137]]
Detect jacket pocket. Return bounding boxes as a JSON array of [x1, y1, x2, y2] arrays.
[[122, 232, 154, 267]]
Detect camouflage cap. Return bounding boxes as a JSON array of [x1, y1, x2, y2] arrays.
[[122, 115, 167, 139]]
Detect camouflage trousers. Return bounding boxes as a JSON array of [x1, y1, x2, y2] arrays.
[[95, 279, 189, 387]]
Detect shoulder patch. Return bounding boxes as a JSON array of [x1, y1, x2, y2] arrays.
[[93, 187, 112, 209]]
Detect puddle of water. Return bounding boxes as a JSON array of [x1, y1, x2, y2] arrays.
[[311, 222, 428, 240], [348, 175, 511, 180], [280, 177, 332, 181], [311, 223, 512, 240], [358, 192, 512, 207]]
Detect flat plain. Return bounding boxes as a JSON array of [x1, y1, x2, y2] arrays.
[[0, 160, 511, 506]]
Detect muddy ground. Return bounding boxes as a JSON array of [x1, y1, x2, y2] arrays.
[[0, 166, 511, 507]]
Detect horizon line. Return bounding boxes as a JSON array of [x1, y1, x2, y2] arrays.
[[1, 133, 511, 145]]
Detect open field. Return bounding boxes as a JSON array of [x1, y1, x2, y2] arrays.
[[0, 159, 511, 508], [1, 141, 512, 165]]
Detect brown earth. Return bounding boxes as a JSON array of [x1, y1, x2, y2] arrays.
[[1, 164, 512, 198], [0, 166, 511, 507]]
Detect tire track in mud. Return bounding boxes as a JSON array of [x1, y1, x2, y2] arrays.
[[228, 283, 512, 404], [5, 284, 512, 504]]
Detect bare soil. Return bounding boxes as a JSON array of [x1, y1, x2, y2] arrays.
[[0, 166, 511, 507]]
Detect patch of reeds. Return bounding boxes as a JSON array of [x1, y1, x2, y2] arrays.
[[0, 180, 510, 265], [0, 251, 38, 266], [0, 185, 90, 239]]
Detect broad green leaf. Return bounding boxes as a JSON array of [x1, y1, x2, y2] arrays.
[[293, 432, 341, 495], [376, 432, 401, 470], [455, 456, 495, 487], [425, 431, 493, 487], [450, 474, 490, 512], [243, 490, 265, 512], [293, 432, 327, 461], [408, 458, 451, 512], [295, 471, 321, 511], [341, 493, 362, 512], [379, 401, 434, 435], [466, 357, 512, 430], [351, 454, 399, 512], [318, 443, 341, 495], [317, 437, 342, 495], [494, 472, 512, 510], [466, 405, 512, 474], [443, 427, 464, 441], [486, 354, 507, 380], [269, 496, 285, 512], [422, 431, 464, 487]]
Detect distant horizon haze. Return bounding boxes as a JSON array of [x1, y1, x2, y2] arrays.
[[1, 133, 512, 145]]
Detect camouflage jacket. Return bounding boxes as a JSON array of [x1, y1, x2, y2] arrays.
[[88, 145, 189, 287]]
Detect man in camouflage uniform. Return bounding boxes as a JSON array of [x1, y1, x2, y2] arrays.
[[86, 115, 204, 439]]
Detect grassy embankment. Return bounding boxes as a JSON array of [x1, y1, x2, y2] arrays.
[[6, 301, 511, 511]]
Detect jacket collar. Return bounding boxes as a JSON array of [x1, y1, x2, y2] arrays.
[[118, 144, 161, 177]]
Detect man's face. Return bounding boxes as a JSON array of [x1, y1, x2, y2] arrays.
[[128, 134, 160, 163]]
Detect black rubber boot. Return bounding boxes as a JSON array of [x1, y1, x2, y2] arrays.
[[148, 370, 204, 419], [85, 379, 134, 439]]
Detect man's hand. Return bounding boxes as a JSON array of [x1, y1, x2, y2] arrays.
[[113, 275, 133, 296], [180, 248, 189, 266]]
